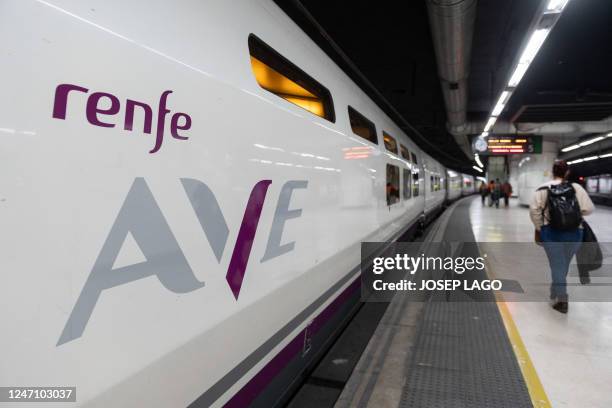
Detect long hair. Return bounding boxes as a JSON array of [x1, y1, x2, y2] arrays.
[[552, 159, 569, 179]]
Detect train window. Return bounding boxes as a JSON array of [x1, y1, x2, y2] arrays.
[[403, 168, 412, 199], [248, 34, 335, 122], [348, 106, 377, 144], [430, 175, 434, 192], [400, 144, 410, 161], [399, 145, 411, 199], [383, 132, 398, 153], [411, 153, 419, 197], [386, 164, 400, 206]]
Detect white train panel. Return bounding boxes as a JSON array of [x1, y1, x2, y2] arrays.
[[0, 0, 469, 407], [446, 170, 462, 201]]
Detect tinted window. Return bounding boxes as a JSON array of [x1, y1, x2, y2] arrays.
[[386, 164, 400, 206], [383, 132, 398, 153], [348, 106, 377, 144], [403, 168, 412, 199], [400, 145, 410, 161], [411, 153, 419, 197], [249, 35, 335, 122]]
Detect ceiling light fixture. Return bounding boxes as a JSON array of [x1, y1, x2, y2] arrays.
[[508, 29, 550, 87], [546, 0, 570, 12], [567, 151, 612, 165], [484, 117, 497, 133], [491, 91, 510, 116], [561, 144, 580, 152], [483, 1, 569, 136], [579, 136, 605, 146]]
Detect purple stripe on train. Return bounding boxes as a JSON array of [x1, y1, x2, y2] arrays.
[[222, 278, 361, 407]]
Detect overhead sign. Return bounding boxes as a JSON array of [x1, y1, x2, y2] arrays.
[[473, 135, 542, 155]]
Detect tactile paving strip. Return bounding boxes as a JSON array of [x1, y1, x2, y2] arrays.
[[400, 199, 533, 408], [400, 298, 532, 408]]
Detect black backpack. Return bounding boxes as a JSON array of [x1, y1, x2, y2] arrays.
[[538, 182, 582, 231]]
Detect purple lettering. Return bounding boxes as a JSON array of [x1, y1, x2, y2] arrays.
[[86, 92, 120, 128], [124, 99, 153, 134], [52, 83, 191, 153], [170, 113, 191, 140], [150, 90, 172, 154], [52, 84, 89, 119], [226, 180, 273, 299]]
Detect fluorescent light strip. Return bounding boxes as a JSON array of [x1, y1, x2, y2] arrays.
[[567, 152, 612, 164], [474, 153, 484, 168], [521, 29, 550, 64], [508, 29, 550, 87], [508, 63, 529, 87], [561, 144, 580, 152], [472, 165, 483, 173], [484, 117, 497, 132], [547, 0, 570, 12], [579, 136, 605, 146], [491, 91, 510, 116], [561, 134, 608, 152]]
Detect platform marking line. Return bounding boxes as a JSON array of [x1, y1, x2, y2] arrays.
[[481, 250, 552, 408]]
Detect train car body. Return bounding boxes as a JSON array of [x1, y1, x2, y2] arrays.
[[461, 174, 477, 196], [445, 170, 463, 202], [585, 174, 612, 205], [0, 0, 469, 406], [422, 153, 447, 217]]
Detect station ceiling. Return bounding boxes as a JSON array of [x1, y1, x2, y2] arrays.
[[277, 0, 612, 175]]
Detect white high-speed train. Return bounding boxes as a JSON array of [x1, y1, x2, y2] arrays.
[[0, 1, 474, 407]]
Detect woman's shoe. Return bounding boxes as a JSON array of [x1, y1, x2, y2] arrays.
[[552, 301, 568, 314]]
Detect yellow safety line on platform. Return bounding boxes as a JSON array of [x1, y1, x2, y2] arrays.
[[496, 300, 551, 408], [482, 251, 552, 408]]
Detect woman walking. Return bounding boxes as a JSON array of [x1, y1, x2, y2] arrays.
[[529, 160, 594, 313]]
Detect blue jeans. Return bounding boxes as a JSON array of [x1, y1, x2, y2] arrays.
[[541, 225, 583, 301]]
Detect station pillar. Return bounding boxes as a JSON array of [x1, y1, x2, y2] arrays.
[[486, 156, 506, 182], [508, 155, 520, 197]]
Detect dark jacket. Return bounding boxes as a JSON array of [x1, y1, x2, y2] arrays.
[[576, 221, 603, 283]]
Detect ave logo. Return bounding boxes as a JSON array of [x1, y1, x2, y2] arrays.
[[58, 178, 307, 345]]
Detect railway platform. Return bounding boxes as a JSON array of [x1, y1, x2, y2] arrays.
[[335, 197, 612, 408]]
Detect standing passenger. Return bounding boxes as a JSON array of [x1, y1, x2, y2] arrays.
[[502, 181, 513, 207], [488, 180, 495, 207], [493, 178, 501, 208], [479, 181, 488, 204], [529, 160, 594, 313]]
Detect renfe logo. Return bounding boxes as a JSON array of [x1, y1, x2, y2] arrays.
[[52, 83, 191, 153], [57, 178, 308, 345]]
